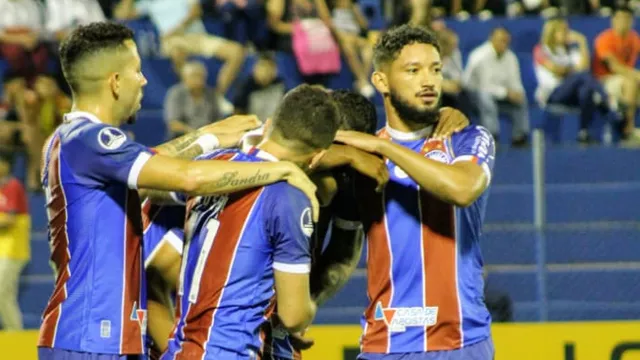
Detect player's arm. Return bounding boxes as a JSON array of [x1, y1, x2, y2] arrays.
[[315, 145, 388, 192], [310, 178, 364, 305], [336, 112, 495, 207], [311, 221, 363, 306], [146, 268, 176, 354], [153, 115, 262, 158], [268, 185, 317, 332]]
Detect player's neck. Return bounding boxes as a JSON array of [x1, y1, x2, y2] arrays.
[[71, 98, 119, 127], [384, 101, 434, 134]]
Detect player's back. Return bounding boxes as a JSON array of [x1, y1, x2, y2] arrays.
[[39, 112, 151, 354], [357, 125, 495, 354], [165, 148, 313, 360]]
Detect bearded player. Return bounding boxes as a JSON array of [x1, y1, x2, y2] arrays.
[[335, 25, 496, 360]]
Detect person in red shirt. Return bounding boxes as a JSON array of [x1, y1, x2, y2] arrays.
[[593, 6, 640, 142], [0, 150, 30, 330]]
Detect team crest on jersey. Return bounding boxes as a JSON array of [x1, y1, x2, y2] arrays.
[[374, 302, 438, 333], [424, 149, 451, 164], [98, 127, 127, 150], [130, 301, 148, 335], [300, 207, 313, 237]]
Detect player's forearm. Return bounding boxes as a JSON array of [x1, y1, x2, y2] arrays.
[[154, 131, 202, 157], [376, 141, 486, 207], [315, 144, 356, 171], [310, 227, 363, 305], [185, 161, 293, 196], [147, 298, 174, 353]]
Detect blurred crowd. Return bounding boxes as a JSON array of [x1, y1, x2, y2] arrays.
[[1, 0, 640, 194]]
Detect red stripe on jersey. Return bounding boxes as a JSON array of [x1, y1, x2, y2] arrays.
[[39, 136, 71, 348], [176, 189, 262, 360], [360, 191, 391, 353], [420, 140, 462, 350], [120, 189, 145, 354], [360, 128, 392, 353], [141, 198, 165, 233]]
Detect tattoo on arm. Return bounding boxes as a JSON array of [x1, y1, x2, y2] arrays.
[[310, 228, 364, 306], [154, 131, 201, 157], [209, 170, 271, 192]]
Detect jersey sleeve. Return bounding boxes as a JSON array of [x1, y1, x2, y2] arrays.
[[68, 125, 153, 189], [264, 183, 313, 274], [452, 125, 496, 185]]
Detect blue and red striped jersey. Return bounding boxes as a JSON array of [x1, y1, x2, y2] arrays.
[[164, 148, 313, 360], [39, 111, 154, 355], [355, 125, 495, 354]]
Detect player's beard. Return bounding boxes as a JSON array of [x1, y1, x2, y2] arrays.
[[389, 90, 440, 127]]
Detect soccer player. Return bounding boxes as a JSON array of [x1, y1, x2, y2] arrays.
[[162, 84, 341, 360], [335, 25, 496, 359], [38, 22, 319, 360]]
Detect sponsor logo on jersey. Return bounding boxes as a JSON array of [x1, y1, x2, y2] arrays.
[[98, 127, 127, 150], [374, 302, 438, 333], [130, 301, 148, 335], [424, 149, 451, 164], [300, 207, 313, 237]]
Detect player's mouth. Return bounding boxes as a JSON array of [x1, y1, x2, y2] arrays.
[[417, 91, 438, 104]]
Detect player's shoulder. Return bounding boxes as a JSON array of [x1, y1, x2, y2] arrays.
[[61, 120, 128, 152], [263, 181, 311, 211], [453, 124, 493, 140]]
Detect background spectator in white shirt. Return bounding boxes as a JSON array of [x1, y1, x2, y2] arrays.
[[437, 27, 475, 118], [464, 27, 530, 147]]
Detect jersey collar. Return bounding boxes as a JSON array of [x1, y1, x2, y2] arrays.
[[63, 111, 102, 124], [385, 124, 433, 141]]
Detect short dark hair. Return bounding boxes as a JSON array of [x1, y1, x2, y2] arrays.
[[331, 89, 378, 134], [59, 22, 134, 92], [373, 24, 440, 70], [271, 84, 340, 151]]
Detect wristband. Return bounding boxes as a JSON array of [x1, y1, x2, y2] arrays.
[[195, 134, 220, 152]]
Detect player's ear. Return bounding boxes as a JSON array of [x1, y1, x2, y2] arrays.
[[308, 149, 328, 171], [109, 72, 120, 99], [371, 70, 388, 95]]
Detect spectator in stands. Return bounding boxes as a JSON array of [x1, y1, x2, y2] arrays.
[[534, 17, 619, 144], [0, 74, 26, 156], [115, 0, 245, 114], [0, 151, 30, 330], [0, 0, 50, 86], [266, 0, 332, 89], [232, 53, 285, 121], [322, 0, 375, 97], [164, 60, 221, 139], [437, 28, 475, 118], [32, 74, 72, 138], [593, 7, 640, 144], [464, 27, 529, 147]]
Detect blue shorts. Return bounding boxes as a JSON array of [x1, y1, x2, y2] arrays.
[[38, 348, 144, 360], [358, 337, 494, 360]]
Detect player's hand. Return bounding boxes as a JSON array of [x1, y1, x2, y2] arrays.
[[289, 330, 315, 351], [197, 115, 262, 148], [281, 162, 320, 222], [347, 148, 388, 192], [335, 130, 383, 154], [432, 107, 469, 140]]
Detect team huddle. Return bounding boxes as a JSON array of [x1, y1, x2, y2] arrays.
[[37, 21, 496, 360]]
